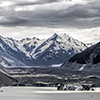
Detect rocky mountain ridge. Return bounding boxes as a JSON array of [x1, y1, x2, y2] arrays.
[[0, 34, 87, 67]]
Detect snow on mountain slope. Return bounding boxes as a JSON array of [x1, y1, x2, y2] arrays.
[[0, 34, 87, 67], [60, 34, 87, 52], [14, 37, 44, 58], [31, 33, 87, 66], [0, 36, 22, 66], [0, 36, 44, 57], [0, 36, 19, 52], [0, 36, 35, 66]]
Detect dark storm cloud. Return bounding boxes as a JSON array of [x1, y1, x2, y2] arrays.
[[0, 0, 100, 28], [0, 16, 27, 26]]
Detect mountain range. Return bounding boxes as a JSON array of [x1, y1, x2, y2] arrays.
[[0, 33, 87, 67]]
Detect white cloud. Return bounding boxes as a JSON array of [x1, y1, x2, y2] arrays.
[[0, 1, 14, 7], [0, 26, 100, 44]]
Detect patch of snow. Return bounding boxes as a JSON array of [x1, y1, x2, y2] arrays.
[[51, 64, 62, 67], [79, 64, 86, 71], [2, 56, 14, 63], [0, 43, 5, 51]]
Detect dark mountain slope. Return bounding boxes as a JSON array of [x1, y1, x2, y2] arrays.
[[0, 65, 17, 86], [69, 42, 100, 64]]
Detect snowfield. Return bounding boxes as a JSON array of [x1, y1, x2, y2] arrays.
[[0, 87, 100, 100]]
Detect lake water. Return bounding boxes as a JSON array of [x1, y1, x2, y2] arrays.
[[0, 87, 100, 100]]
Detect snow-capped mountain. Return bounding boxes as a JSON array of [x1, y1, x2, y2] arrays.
[[13, 37, 44, 58], [0, 36, 39, 66], [0, 34, 87, 67], [31, 33, 87, 66]]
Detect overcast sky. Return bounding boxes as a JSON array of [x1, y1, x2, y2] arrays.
[[0, 0, 100, 43]]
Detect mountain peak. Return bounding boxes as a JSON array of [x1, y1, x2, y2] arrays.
[[52, 33, 60, 38], [53, 33, 58, 36], [0, 34, 87, 67], [20, 37, 40, 43], [47, 33, 61, 42]]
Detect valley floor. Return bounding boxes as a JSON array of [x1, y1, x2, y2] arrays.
[[0, 87, 100, 100], [7, 67, 100, 86]]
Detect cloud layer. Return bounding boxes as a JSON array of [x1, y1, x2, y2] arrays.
[[0, 0, 100, 28], [0, 0, 100, 44]]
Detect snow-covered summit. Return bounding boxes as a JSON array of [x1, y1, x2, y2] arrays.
[[31, 33, 87, 66], [0, 33, 87, 67]]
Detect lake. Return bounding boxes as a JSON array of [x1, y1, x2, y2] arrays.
[[0, 87, 100, 100]]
